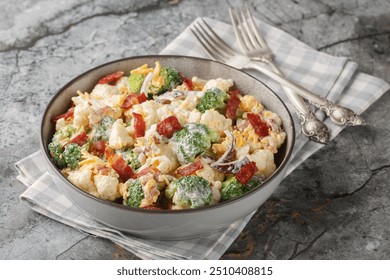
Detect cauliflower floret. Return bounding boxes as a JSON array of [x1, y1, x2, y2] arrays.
[[247, 149, 276, 178], [144, 123, 158, 139], [195, 159, 225, 182], [203, 78, 233, 93], [149, 155, 175, 174], [210, 181, 222, 205], [200, 109, 232, 135], [90, 84, 125, 108], [73, 103, 92, 129], [91, 84, 121, 98], [67, 169, 100, 198], [149, 143, 179, 173], [55, 117, 67, 130], [179, 94, 199, 111], [192, 76, 207, 90], [94, 175, 120, 201], [156, 106, 174, 122], [187, 109, 201, 123], [236, 144, 250, 160], [172, 107, 191, 125], [116, 76, 129, 94], [109, 119, 134, 149], [129, 101, 160, 130], [71, 94, 92, 129]]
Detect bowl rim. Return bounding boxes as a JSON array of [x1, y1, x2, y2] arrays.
[[40, 54, 295, 215]]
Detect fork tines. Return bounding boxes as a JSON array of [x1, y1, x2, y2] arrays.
[[190, 19, 236, 62]]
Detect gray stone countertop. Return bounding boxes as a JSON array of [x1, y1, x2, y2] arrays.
[[1, 0, 389, 259]]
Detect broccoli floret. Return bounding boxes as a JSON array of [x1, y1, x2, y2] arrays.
[[93, 116, 115, 141], [157, 66, 182, 95], [221, 176, 246, 201], [165, 175, 212, 209], [125, 179, 144, 208], [245, 176, 264, 191], [120, 149, 141, 170], [48, 142, 66, 168], [221, 176, 264, 201], [128, 73, 145, 93], [196, 87, 229, 113], [172, 123, 220, 164], [63, 143, 81, 169], [52, 124, 76, 143]]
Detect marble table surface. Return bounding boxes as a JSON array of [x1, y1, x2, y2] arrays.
[[1, 0, 389, 259]]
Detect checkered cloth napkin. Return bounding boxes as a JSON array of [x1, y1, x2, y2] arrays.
[[15, 17, 389, 259]]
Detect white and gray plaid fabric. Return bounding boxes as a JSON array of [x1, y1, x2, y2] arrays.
[[15, 17, 389, 260]]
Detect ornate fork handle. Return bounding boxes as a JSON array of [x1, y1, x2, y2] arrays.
[[247, 61, 366, 126]]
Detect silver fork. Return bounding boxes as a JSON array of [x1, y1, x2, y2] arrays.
[[190, 19, 330, 144], [230, 7, 366, 127]]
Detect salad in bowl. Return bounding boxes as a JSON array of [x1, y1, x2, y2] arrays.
[[48, 61, 286, 211]]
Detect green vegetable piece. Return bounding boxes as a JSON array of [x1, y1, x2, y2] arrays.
[[221, 176, 263, 201], [172, 123, 220, 164], [63, 143, 81, 169], [245, 176, 263, 191], [93, 116, 115, 141], [166, 175, 212, 209], [52, 124, 76, 143], [121, 149, 141, 170], [48, 142, 66, 168], [196, 87, 229, 113], [125, 179, 144, 208], [128, 73, 145, 93], [157, 66, 182, 95], [221, 176, 245, 201]]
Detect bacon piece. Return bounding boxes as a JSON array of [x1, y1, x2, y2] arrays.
[[143, 204, 164, 210], [247, 113, 269, 137], [225, 93, 241, 119], [235, 162, 258, 185], [51, 109, 74, 122], [104, 146, 115, 160], [179, 73, 193, 90], [175, 160, 203, 176], [89, 140, 106, 157], [136, 166, 159, 178], [96, 166, 110, 176], [156, 116, 182, 138], [110, 154, 134, 182], [98, 71, 124, 84], [68, 131, 88, 146], [132, 113, 146, 138], [121, 93, 147, 109]]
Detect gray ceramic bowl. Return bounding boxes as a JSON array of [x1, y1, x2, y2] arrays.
[[40, 55, 295, 240]]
